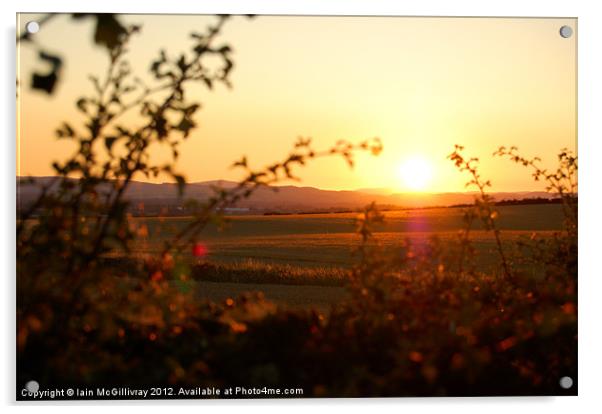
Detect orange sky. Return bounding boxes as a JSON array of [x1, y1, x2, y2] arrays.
[[17, 14, 576, 192]]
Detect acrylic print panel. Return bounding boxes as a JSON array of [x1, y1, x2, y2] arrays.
[[16, 14, 577, 400]]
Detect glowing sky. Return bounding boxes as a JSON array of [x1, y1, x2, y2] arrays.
[[17, 14, 576, 192]]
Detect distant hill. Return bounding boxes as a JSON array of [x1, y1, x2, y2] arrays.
[[17, 176, 556, 215]]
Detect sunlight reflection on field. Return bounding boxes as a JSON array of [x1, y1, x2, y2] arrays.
[[123, 204, 564, 272]]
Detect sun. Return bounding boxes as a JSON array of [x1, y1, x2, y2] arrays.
[[397, 156, 433, 191]]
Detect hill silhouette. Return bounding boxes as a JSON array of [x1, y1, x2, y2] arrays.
[[18, 176, 555, 215]]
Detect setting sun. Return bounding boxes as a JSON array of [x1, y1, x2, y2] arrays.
[[398, 157, 433, 191]]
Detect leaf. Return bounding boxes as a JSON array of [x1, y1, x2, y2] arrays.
[[177, 55, 189, 73], [104, 136, 117, 152], [177, 118, 195, 137], [31, 72, 58, 94], [231, 157, 247, 169], [38, 51, 62, 67], [55, 122, 75, 139], [31, 51, 62, 94], [154, 115, 168, 138], [184, 103, 200, 116], [193, 45, 207, 55], [202, 77, 213, 90], [222, 58, 234, 77], [93, 14, 127, 50], [76, 98, 89, 113]]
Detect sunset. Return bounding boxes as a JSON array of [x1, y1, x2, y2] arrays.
[[17, 15, 576, 193], [16, 13, 577, 400], [397, 156, 434, 191]]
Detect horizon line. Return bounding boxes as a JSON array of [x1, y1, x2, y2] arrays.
[[16, 174, 558, 195]]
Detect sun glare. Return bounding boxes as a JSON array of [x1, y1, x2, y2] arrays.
[[398, 157, 433, 192]]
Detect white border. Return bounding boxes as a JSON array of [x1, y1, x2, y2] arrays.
[[3, 1, 601, 413]]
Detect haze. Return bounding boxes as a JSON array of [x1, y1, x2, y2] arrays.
[[17, 15, 576, 192]]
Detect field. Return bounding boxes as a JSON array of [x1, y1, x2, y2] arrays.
[[122, 203, 565, 309]]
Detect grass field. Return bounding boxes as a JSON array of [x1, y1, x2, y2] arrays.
[[118, 203, 566, 308], [129, 204, 564, 264]]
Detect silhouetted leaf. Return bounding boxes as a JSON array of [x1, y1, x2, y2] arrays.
[[31, 51, 62, 94], [76, 98, 89, 113], [94, 14, 127, 50], [31, 72, 58, 94], [177, 118, 195, 137], [177, 55, 189, 73], [55, 122, 75, 139], [104, 136, 117, 152]]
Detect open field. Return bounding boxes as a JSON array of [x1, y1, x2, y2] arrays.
[[129, 204, 565, 264], [120, 203, 566, 308]]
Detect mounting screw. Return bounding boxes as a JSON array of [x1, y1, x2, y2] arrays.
[[559, 25, 573, 39], [559, 376, 573, 389]]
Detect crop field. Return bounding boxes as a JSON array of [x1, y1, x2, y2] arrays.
[[119, 203, 566, 308], [128, 204, 564, 263]]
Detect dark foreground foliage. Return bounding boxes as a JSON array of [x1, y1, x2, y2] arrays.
[[17, 232, 576, 397], [17, 153, 577, 396]]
